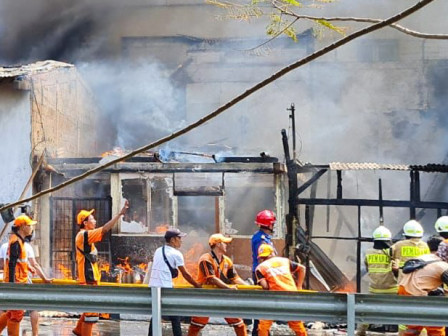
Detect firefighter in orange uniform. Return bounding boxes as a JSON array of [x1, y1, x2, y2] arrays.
[[72, 200, 129, 336], [187, 234, 248, 336], [0, 215, 37, 336], [255, 244, 307, 336]]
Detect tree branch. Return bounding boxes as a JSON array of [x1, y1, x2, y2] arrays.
[[273, 0, 448, 39], [0, 0, 436, 214]]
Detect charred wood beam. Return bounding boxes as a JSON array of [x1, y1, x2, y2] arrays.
[[50, 163, 286, 175], [410, 170, 421, 218], [295, 169, 327, 197], [296, 226, 351, 291], [173, 187, 223, 197], [297, 198, 448, 209], [282, 129, 298, 257], [337, 170, 343, 199]]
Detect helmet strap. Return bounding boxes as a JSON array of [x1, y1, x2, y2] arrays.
[[260, 226, 273, 233]]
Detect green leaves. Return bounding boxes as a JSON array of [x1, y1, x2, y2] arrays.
[[315, 19, 346, 35], [280, 0, 302, 7]]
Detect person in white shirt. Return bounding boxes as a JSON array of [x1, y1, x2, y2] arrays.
[[0, 235, 52, 336], [148, 228, 201, 336]]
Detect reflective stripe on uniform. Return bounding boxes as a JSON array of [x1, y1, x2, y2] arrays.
[[191, 321, 205, 328], [84, 316, 99, 323], [369, 286, 398, 294], [368, 267, 392, 273], [228, 320, 244, 327]]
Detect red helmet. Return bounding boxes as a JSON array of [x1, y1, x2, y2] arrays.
[[255, 210, 276, 229]]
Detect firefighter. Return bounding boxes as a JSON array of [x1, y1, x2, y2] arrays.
[[392, 220, 429, 281], [434, 216, 448, 262], [398, 235, 448, 336], [187, 234, 248, 336], [255, 244, 307, 336], [250, 210, 276, 336], [0, 215, 37, 336], [357, 225, 397, 336], [365, 226, 397, 293], [72, 200, 129, 336]]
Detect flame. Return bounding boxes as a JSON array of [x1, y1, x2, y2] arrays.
[[99, 260, 110, 273], [155, 224, 169, 234], [100, 147, 125, 158], [173, 243, 205, 286], [333, 281, 356, 293], [136, 263, 148, 272], [56, 264, 72, 279], [117, 257, 133, 273]]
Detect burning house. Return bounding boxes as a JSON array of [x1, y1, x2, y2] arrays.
[[41, 152, 287, 283]]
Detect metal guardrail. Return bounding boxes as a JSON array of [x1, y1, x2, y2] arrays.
[[0, 284, 447, 336]]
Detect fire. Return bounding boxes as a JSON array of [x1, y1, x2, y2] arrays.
[[56, 264, 72, 279], [117, 257, 133, 273], [333, 281, 356, 293], [99, 260, 110, 273], [100, 147, 125, 158], [136, 263, 148, 272], [173, 243, 205, 286], [155, 224, 169, 234]]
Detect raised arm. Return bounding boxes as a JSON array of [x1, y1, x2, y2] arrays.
[[101, 200, 129, 234]]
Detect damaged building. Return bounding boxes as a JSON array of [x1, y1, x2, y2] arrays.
[[43, 154, 287, 283], [0, 60, 101, 270]]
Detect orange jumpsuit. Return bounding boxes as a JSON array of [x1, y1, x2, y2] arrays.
[[255, 257, 307, 336], [397, 253, 448, 336], [187, 251, 247, 336], [73, 228, 103, 336], [398, 286, 445, 336], [0, 234, 30, 336]]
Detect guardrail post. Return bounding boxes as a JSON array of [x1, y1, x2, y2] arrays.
[[151, 287, 162, 336], [347, 294, 355, 336]]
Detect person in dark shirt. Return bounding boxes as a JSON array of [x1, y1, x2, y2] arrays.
[[250, 210, 276, 336]]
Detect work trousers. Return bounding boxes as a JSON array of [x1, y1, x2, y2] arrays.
[[251, 272, 260, 336], [398, 286, 445, 336], [0, 310, 25, 336], [148, 316, 182, 336], [188, 316, 247, 336], [73, 312, 99, 336], [258, 320, 307, 336]]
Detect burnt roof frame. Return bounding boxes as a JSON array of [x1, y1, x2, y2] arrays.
[[292, 165, 448, 292]]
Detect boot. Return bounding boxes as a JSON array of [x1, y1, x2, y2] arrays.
[[7, 320, 20, 336], [187, 324, 202, 336], [0, 312, 8, 332], [234, 324, 248, 336], [81, 322, 94, 336], [73, 314, 85, 335]]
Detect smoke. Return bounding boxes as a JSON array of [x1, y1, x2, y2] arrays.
[[0, 0, 111, 64]]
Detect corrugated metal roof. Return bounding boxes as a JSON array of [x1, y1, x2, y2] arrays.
[[0, 60, 73, 78], [329, 162, 410, 171]]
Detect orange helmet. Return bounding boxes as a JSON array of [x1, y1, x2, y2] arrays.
[[14, 215, 37, 227], [77, 209, 95, 225], [255, 210, 276, 230]]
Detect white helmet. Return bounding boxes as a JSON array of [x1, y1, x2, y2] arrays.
[[435, 216, 448, 233], [403, 220, 424, 237], [372, 226, 392, 240]]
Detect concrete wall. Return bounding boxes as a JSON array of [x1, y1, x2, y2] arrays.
[[28, 67, 100, 158], [0, 82, 32, 242]]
